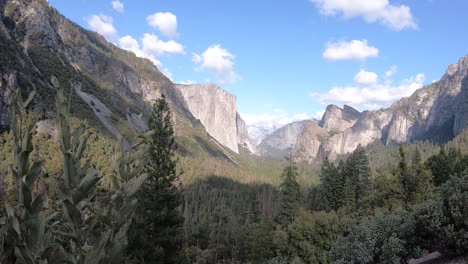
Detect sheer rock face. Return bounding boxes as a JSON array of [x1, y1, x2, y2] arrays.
[[176, 83, 252, 154], [290, 56, 468, 163], [236, 113, 257, 154], [257, 120, 313, 158], [292, 122, 328, 163]]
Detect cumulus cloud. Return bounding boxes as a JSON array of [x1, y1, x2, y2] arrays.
[[193, 45, 241, 84], [311, 70, 425, 110], [354, 69, 378, 86], [111, 0, 124, 13], [141, 33, 185, 57], [323, 40, 379, 61], [118, 34, 185, 67], [311, 0, 417, 31], [147, 12, 178, 38], [85, 14, 118, 40]]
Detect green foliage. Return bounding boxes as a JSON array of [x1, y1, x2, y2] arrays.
[[127, 95, 184, 263], [0, 90, 52, 263], [0, 78, 150, 264], [276, 165, 300, 226], [410, 173, 468, 255], [437, 173, 468, 254], [425, 147, 468, 186], [241, 218, 275, 263], [342, 145, 371, 211], [319, 158, 345, 211], [49, 77, 150, 263], [283, 209, 343, 263], [330, 209, 418, 264]]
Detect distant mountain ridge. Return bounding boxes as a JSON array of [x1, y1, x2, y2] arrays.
[[287, 56, 468, 163]]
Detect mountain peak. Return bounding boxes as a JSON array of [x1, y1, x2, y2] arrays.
[[445, 55, 468, 76]]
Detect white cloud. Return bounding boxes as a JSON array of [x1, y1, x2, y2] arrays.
[[193, 45, 241, 84], [119, 35, 161, 66], [146, 12, 178, 38], [323, 40, 379, 61], [354, 69, 378, 86], [311, 70, 425, 110], [385, 65, 398, 78], [141, 33, 185, 57], [311, 0, 417, 31], [118, 33, 185, 67], [111, 0, 124, 13], [85, 14, 118, 40]]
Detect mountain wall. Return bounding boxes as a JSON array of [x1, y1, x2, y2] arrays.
[[290, 56, 468, 163], [176, 84, 256, 154], [257, 120, 313, 158]]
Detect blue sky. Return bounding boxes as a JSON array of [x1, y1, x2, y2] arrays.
[[49, 0, 467, 128]]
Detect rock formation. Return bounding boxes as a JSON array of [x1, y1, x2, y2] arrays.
[[176, 83, 256, 154], [290, 55, 468, 163], [257, 120, 314, 158]]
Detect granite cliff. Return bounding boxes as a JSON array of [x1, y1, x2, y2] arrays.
[[290, 56, 468, 163], [176, 83, 256, 154], [257, 120, 315, 158]]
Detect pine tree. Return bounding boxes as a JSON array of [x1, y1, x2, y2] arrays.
[[411, 148, 433, 203], [343, 145, 371, 211], [127, 95, 184, 263], [319, 157, 344, 211], [398, 145, 414, 207], [276, 164, 300, 226], [425, 148, 451, 186]]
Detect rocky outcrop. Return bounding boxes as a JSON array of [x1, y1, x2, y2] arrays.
[[320, 105, 361, 132], [0, 72, 16, 130], [236, 113, 257, 154], [176, 83, 245, 153], [291, 56, 468, 163], [257, 120, 313, 158], [292, 122, 329, 163]]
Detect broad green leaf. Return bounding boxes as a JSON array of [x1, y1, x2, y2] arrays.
[[23, 91, 36, 109], [26, 161, 44, 188], [63, 200, 81, 229], [72, 170, 99, 204], [126, 173, 149, 197]]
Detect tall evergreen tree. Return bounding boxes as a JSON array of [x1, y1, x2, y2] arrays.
[[398, 145, 414, 207], [411, 148, 433, 203], [319, 157, 345, 211], [276, 164, 300, 226], [425, 148, 451, 186], [343, 145, 371, 211], [127, 95, 184, 263]]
